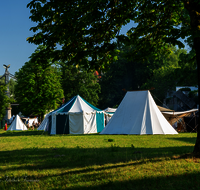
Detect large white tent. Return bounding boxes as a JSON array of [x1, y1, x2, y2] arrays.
[[7, 115, 28, 131], [100, 90, 178, 135]]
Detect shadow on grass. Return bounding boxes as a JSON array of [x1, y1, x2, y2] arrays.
[[0, 144, 196, 172], [168, 136, 197, 144], [1, 156, 199, 190], [52, 172, 200, 190]]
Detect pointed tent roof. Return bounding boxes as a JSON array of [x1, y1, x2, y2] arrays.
[[38, 95, 103, 131], [55, 95, 102, 113], [7, 115, 28, 131], [100, 90, 178, 135]]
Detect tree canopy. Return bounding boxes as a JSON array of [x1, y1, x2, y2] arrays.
[[15, 46, 64, 120], [61, 64, 100, 106], [27, 0, 200, 152]]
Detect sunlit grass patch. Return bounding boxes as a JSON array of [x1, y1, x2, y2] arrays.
[[0, 129, 199, 189]]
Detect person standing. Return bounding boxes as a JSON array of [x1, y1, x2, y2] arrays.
[[4, 121, 7, 131]]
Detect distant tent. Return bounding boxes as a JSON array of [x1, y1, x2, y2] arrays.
[[48, 95, 105, 135], [7, 115, 15, 125], [7, 115, 28, 131], [37, 114, 50, 131], [104, 107, 117, 113], [100, 90, 178, 135], [104, 107, 117, 125], [162, 109, 198, 126], [21, 117, 38, 126]]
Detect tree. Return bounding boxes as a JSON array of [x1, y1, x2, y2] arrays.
[[9, 78, 17, 99], [142, 47, 198, 104], [0, 84, 10, 121], [98, 43, 162, 109], [99, 44, 196, 109], [27, 0, 200, 153], [15, 46, 64, 120], [61, 64, 100, 106]]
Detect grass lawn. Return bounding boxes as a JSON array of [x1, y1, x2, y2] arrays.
[[0, 129, 199, 190]]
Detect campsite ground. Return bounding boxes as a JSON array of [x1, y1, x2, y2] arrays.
[[0, 130, 199, 190]]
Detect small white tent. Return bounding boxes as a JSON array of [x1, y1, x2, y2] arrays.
[[7, 115, 28, 131], [100, 90, 178, 135]]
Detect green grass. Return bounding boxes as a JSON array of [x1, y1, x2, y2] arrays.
[[0, 129, 199, 190]]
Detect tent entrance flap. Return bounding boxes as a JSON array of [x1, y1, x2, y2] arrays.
[[69, 112, 84, 134], [56, 114, 69, 134]]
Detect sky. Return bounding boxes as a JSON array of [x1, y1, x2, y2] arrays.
[[0, 1, 189, 77], [0, 0, 37, 76]]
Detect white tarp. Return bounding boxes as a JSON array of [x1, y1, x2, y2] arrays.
[[100, 91, 178, 135], [104, 107, 117, 112], [7, 115, 27, 131], [161, 109, 198, 126], [28, 118, 38, 126], [162, 109, 198, 116], [22, 117, 38, 126]]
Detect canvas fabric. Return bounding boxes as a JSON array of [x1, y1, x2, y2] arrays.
[[100, 91, 178, 135], [49, 95, 105, 135], [7, 115, 27, 131], [37, 114, 49, 131]]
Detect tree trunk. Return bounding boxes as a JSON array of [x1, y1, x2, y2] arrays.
[[184, 0, 200, 154], [193, 37, 200, 153]]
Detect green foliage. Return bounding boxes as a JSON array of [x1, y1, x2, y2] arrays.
[[27, 0, 125, 72], [8, 78, 17, 99], [0, 75, 17, 100], [0, 84, 9, 120], [26, 0, 200, 79], [61, 64, 100, 106], [99, 44, 193, 108], [98, 44, 159, 108], [15, 46, 64, 119], [142, 46, 197, 103]]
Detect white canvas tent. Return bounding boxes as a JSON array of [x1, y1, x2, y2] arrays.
[[100, 90, 178, 135], [7, 115, 28, 131], [37, 113, 50, 131], [47, 95, 105, 135]]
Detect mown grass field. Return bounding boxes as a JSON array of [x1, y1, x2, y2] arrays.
[[0, 129, 199, 190]]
